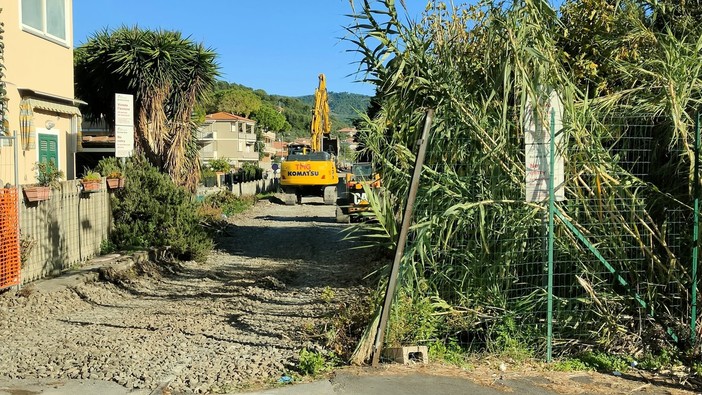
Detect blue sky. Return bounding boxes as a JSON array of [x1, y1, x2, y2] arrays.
[[73, 1, 426, 97]]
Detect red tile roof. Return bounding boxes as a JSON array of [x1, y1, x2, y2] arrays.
[[206, 112, 255, 122]]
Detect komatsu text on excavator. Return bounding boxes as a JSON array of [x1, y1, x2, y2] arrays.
[[280, 74, 339, 205]]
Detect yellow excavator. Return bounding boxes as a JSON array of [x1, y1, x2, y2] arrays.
[[280, 74, 339, 205]]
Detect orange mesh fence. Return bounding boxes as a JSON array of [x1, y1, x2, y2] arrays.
[[0, 187, 20, 289]]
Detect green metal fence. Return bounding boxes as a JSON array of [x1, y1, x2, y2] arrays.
[[384, 111, 700, 361]]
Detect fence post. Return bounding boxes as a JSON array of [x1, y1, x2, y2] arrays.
[[546, 109, 556, 362], [692, 113, 700, 344], [371, 109, 434, 367]]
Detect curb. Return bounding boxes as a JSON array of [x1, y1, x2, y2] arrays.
[[25, 249, 160, 294]]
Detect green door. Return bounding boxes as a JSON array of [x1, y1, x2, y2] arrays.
[[38, 134, 58, 166]]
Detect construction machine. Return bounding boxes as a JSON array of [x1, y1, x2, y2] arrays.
[[280, 74, 339, 205], [335, 162, 381, 223]]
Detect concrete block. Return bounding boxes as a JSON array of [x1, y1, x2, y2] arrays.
[[382, 346, 429, 364]]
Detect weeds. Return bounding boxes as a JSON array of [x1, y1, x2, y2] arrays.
[[320, 287, 335, 303], [100, 238, 117, 255], [297, 349, 339, 376], [429, 340, 471, 368]]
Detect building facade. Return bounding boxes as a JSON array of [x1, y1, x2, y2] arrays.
[[198, 112, 258, 168], [0, 0, 83, 185]]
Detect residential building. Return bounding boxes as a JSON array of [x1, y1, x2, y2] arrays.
[[272, 141, 288, 160], [259, 131, 277, 165], [0, 0, 83, 185], [338, 127, 358, 151], [198, 112, 258, 168]]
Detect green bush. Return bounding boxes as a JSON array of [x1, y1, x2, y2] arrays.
[[108, 156, 212, 262], [203, 191, 255, 216], [238, 162, 263, 182], [208, 158, 231, 173], [576, 351, 632, 373], [297, 349, 339, 376], [386, 290, 441, 347]]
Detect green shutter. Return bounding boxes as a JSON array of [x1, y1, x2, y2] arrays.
[[38, 133, 58, 166]]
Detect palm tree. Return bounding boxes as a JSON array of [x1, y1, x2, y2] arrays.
[[75, 27, 219, 190]]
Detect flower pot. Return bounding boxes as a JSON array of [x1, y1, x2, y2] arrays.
[[106, 177, 125, 190], [23, 186, 51, 202], [81, 180, 101, 193]]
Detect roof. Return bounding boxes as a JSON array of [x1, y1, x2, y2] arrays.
[[206, 112, 255, 123], [338, 127, 357, 134]]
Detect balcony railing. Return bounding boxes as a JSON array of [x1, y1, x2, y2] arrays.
[[197, 130, 216, 140], [238, 132, 257, 143]]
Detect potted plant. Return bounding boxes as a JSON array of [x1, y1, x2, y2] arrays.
[[23, 161, 63, 202], [96, 157, 126, 190], [81, 170, 102, 193], [105, 170, 125, 189]]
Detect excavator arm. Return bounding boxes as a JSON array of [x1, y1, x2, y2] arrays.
[[310, 74, 331, 152]]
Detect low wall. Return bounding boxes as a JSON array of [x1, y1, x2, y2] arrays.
[[229, 178, 278, 197]]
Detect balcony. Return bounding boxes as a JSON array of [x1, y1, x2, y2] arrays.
[[197, 129, 217, 140], [238, 132, 257, 144]]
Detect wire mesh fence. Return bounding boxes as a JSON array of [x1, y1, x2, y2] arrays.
[[384, 111, 700, 360]]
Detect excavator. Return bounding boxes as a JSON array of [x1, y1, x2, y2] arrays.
[[280, 74, 339, 205]]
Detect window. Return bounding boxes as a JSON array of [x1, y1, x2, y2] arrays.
[[21, 0, 67, 43]]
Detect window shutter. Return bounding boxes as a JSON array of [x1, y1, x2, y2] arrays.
[[38, 134, 59, 166]]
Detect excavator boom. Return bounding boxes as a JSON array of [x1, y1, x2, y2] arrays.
[[310, 74, 331, 152]]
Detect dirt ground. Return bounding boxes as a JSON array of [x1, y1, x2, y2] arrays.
[[1, 195, 700, 394]]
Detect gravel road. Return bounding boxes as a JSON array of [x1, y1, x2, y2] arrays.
[[0, 196, 378, 394]]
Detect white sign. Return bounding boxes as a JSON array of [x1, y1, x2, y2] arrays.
[[115, 125, 134, 158], [115, 93, 134, 157], [115, 93, 134, 127], [524, 89, 566, 202]]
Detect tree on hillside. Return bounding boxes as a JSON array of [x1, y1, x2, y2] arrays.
[[74, 27, 218, 191], [252, 104, 287, 132], [209, 87, 261, 118]]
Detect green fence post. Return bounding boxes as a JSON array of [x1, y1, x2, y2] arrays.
[[692, 113, 700, 344], [547, 109, 555, 362]]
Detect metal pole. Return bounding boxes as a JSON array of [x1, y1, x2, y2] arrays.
[[547, 109, 556, 362], [13, 130, 21, 288], [371, 109, 434, 367], [692, 113, 700, 344]]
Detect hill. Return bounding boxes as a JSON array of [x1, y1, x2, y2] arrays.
[[207, 81, 371, 140], [297, 92, 371, 125]]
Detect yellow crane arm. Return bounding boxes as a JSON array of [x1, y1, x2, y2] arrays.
[[310, 73, 331, 152]]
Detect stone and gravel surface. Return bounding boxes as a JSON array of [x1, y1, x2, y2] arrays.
[[0, 196, 377, 394]]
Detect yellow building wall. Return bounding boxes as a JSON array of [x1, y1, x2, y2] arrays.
[[0, 0, 76, 185]]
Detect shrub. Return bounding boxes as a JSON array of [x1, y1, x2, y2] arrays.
[[297, 349, 339, 376], [109, 156, 212, 262], [238, 162, 264, 182], [208, 158, 231, 173], [386, 289, 441, 347], [203, 191, 254, 216]]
